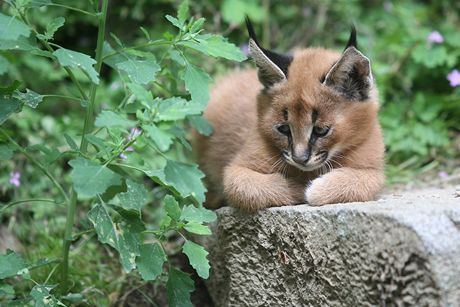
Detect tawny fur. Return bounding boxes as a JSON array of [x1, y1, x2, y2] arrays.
[[193, 48, 385, 211]]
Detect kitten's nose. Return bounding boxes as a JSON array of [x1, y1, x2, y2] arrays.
[[292, 153, 310, 165]]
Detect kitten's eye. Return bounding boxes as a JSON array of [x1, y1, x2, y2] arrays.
[[277, 124, 291, 136], [313, 126, 329, 137]]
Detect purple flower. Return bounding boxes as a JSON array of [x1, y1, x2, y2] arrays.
[[128, 127, 141, 141], [9, 171, 21, 187], [119, 153, 127, 160], [427, 31, 444, 44], [438, 171, 449, 178], [447, 69, 460, 87]]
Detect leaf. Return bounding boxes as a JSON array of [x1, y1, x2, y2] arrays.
[[118, 179, 148, 213], [95, 110, 136, 128], [0, 144, 14, 160], [0, 283, 15, 300], [167, 268, 194, 307], [53, 48, 99, 84], [136, 243, 166, 281], [0, 96, 23, 124], [164, 195, 181, 220], [37, 16, 65, 41], [26, 0, 53, 7], [0, 250, 28, 279], [69, 157, 122, 199], [182, 240, 210, 279], [181, 205, 217, 223], [0, 35, 37, 51], [63, 133, 79, 151], [30, 285, 64, 307], [127, 83, 153, 107], [147, 160, 206, 205], [143, 124, 174, 152], [184, 222, 211, 235], [165, 15, 183, 29], [182, 64, 211, 107], [115, 58, 160, 85], [88, 204, 142, 272], [178, 34, 247, 62], [188, 115, 213, 136], [190, 18, 205, 34], [156, 97, 203, 121], [177, 0, 189, 24], [0, 13, 31, 40], [13, 89, 43, 108]]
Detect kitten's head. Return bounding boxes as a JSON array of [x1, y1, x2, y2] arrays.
[[247, 18, 379, 172]]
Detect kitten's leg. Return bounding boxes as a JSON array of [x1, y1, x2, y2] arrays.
[[223, 164, 305, 211], [305, 167, 384, 205]]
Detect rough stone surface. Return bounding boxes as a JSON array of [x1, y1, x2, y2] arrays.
[[197, 188, 460, 307]]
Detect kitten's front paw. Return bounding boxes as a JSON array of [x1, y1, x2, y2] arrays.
[[304, 177, 328, 206]]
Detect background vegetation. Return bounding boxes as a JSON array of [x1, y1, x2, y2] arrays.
[[1, 0, 459, 306]]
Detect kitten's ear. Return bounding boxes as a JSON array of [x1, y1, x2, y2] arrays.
[[323, 26, 373, 101], [246, 17, 293, 88]]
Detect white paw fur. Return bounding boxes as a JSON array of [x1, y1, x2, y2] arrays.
[[304, 177, 326, 206]]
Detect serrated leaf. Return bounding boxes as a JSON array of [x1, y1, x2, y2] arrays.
[[165, 15, 183, 29], [84, 134, 110, 157], [164, 195, 181, 220], [69, 157, 122, 199], [190, 17, 205, 34], [178, 34, 247, 61], [181, 205, 217, 223], [182, 64, 211, 107], [182, 240, 210, 279], [0, 96, 23, 124], [143, 124, 174, 152], [188, 115, 213, 136], [0, 250, 28, 279], [116, 58, 160, 85], [30, 285, 64, 307], [37, 16, 65, 41], [184, 222, 211, 235], [156, 97, 203, 121], [167, 268, 194, 307], [95, 110, 136, 128], [177, 0, 189, 24], [53, 48, 99, 84], [0, 144, 14, 160], [147, 160, 206, 205], [136, 243, 166, 281], [118, 179, 148, 212], [13, 89, 43, 108], [63, 133, 79, 151]]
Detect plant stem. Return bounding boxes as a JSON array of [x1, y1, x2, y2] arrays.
[[60, 0, 109, 292], [80, 0, 109, 153], [0, 129, 70, 204]]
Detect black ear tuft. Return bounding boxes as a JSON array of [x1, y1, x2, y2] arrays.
[[245, 16, 293, 84], [344, 24, 357, 50], [245, 16, 259, 45]]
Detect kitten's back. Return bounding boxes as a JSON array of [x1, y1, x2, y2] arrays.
[[193, 69, 261, 206]]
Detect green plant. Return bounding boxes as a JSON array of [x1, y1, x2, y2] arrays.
[[0, 0, 245, 305]]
